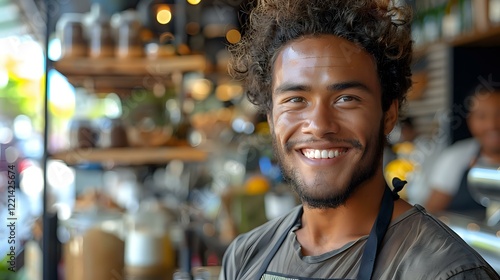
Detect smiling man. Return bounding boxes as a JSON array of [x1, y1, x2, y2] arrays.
[[219, 0, 500, 279]]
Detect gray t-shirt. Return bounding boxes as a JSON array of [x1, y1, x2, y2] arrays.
[[220, 205, 499, 280]]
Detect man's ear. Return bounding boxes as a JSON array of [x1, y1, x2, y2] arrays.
[[267, 113, 274, 131], [384, 100, 399, 135]]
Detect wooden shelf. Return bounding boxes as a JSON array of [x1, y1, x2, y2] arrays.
[[53, 55, 206, 76], [50, 146, 208, 165], [415, 25, 500, 57], [52, 55, 207, 93], [451, 25, 500, 47]]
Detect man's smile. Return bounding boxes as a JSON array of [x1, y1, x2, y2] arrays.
[[300, 148, 348, 159]]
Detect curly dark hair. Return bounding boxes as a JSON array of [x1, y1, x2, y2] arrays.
[[229, 0, 413, 114]]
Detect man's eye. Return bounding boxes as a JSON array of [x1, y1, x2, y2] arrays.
[[286, 97, 305, 103], [337, 96, 356, 103]]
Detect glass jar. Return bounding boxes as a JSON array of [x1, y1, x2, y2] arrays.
[[61, 209, 125, 280], [124, 200, 176, 280]]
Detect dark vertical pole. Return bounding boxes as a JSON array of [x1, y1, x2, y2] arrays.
[[175, 0, 187, 47], [42, 0, 58, 279]]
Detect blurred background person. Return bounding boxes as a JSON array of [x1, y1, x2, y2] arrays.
[[424, 85, 500, 220]]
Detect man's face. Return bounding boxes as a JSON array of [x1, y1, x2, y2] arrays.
[[468, 92, 500, 155], [269, 35, 397, 209]]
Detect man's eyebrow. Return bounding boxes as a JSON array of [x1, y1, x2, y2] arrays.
[[273, 81, 370, 95], [273, 83, 312, 95], [326, 81, 370, 92]]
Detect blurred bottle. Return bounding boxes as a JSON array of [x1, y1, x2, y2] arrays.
[[69, 119, 98, 149], [56, 13, 87, 58], [111, 9, 144, 58], [84, 4, 115, 58]]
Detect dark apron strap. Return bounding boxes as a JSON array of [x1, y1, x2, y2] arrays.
[[256, 186, 397, 280], [255, 207, 303, 279], [356, 186, 394, 280]]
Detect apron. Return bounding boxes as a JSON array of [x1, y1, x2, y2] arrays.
[[256, 184, 402, 280], [446, 149, 486, 220]]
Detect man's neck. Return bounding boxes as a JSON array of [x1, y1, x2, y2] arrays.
[[295, 175, 412, 256]]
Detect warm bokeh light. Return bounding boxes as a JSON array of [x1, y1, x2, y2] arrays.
[[191, 79, 212, 100], [156, 6, 172, 25], [187, 0, 201, 5], [226, 29, 241, 44], [215, 83, 242, 101]]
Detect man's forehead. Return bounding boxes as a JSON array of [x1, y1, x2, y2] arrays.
[[284, 35, 361, 52], [275, 36, 372, 70]]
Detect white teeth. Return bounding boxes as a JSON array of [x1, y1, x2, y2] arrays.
[[302, 149, 345, 159], [321, 150, 328, 158], [314, 150, 320, 158]]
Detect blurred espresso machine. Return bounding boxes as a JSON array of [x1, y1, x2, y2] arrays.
[[468, 164, 500, 227], [439, 163, 500, 273], [433, 163, 500, 273]]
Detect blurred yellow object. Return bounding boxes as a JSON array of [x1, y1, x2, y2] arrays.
[[393, 141, 415, 155], [384, 158, 415, 200], [385, 158, 415, 181], [384, 158, 416, 199], [244, 175, 271, 195]]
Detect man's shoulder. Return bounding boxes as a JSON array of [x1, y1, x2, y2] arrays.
[[386, 206, 499, 278], [392, 205, 476, 252]]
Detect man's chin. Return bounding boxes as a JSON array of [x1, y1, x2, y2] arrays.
[[294, 186, 353, 209], [300, 196, 349, 209]]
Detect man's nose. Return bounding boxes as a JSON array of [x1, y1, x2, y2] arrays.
[[301, 102, 340, 137]]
